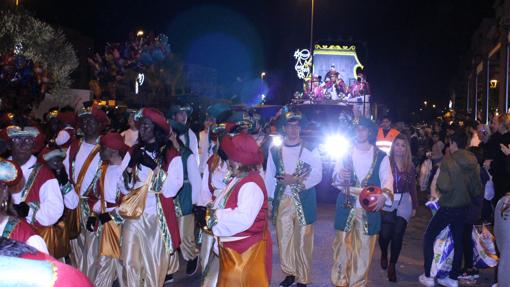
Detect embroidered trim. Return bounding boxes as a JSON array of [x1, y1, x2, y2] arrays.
[[352, 147, 378, 188], [27, 201, 40, 224], [3, 217, 19, 238], [60, 182, 73, 195], [20, 164, 42, 202], [153, 166, 175, 254]]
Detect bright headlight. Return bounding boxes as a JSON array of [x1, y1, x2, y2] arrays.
[[324, 134, 350, 159], [271, 135, 283, 147]]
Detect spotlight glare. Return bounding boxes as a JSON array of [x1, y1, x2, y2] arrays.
[[271, 135, 283, 147], [325, 134, 350, 159]]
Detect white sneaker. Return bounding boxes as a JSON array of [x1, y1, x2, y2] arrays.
[[437, 277, 458, 287], [418, 274, 435, 287]]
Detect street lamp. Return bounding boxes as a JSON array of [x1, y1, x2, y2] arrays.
[[136, 30, 144, 37], [260, 72, 266, 79], [424, 101, 428, 106]]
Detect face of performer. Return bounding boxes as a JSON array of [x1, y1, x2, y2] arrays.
[[381, 118, 391, 130], [138, 117, 156, 144], [393, 139, 407, 158], [46, 156, 64, 171], [173, 111, 188, 125], [284, 121, 301, 142], [330, 74, 338, 82], [79, 115, 100, 138], [10, 136, 35, 165], [355, 126, 369, 144], [227, 159, 242, 177]]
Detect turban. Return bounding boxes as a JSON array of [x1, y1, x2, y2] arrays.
[[134, 107, 170, 135], [100, 132, 129, 154], [78, 106, 109, 127], [220, 133, 263, 165], [168, 104, 193, 118]]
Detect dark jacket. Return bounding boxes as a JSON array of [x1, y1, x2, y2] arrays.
[[437, 149, 482, 208]]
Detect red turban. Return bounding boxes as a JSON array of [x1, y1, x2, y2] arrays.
[[57, 112, 77, 127], [220, 133, 263, 165], [100, 132, 129, 154], [135, 108, 170, 135], [78, 106, 109, 127]]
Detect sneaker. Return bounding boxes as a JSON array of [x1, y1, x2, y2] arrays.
[[185, 257, 199, 276], [296, 284, 307, 287], [418, 274, 435, 287], [279, 275, 295, 287], [164, 274, 174, 284], [437, 277, 459, 287]]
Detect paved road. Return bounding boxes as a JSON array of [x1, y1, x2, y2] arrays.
[[168, 203, 495, 287]]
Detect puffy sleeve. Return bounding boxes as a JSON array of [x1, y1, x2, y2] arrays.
[[303, 148, 322, 189], [197, 167, 213, 207], [212, 182, 264, 237], [379, 155, 394, 205], [161, 156, 184, 198], [62, 184, 79, 209], [33, 179, 64, 226], [26, 235, 49, 254], [264, 147, 277, 199]]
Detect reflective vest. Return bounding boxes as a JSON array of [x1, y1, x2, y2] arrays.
[[376, 128, 400, 154]]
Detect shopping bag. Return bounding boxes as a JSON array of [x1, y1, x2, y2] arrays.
[[472, 225, 498, 268], [430, 226, 454, 278]]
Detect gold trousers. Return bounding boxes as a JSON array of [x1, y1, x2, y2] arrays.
[[94, 256, 123, 287], [200, 232, 219, 287], [217, 238, 268, 287], [276, 195, 314, 284], [121, 213, 177, 287], [178, 214, 199, 261], [69, 228, 99, 282], [331, 208, 378, 287]]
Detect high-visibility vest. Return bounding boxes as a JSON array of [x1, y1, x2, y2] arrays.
[[376, 128, 400, 154]]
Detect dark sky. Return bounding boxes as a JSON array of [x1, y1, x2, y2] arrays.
[[18, 0, 495, 118]]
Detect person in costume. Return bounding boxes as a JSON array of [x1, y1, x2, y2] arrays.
[[0, 158, 48, 253], [330, 117, 393, 287], [121, 107, 182, 287], [5, 123, 65, 259], [206, 132, 272, 287], [168, 103, 199, 160], [54, 111, 77, 149], [90, 132, 130, 287], [0, 237, 93, 287], [265, 110, 323, 287], [63, 105, 109, 281], [39, 146, 80, 260], [324, 66, 347, 101], [166, 119, 203, 280]]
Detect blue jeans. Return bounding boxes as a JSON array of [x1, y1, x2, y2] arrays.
[[423, 206, 467, 279]]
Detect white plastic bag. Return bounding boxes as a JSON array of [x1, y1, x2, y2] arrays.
[[430, 226, 454, 278], [473, 225, 498, 268]]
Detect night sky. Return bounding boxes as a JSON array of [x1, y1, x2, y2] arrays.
[[16, 0, 496, 119]]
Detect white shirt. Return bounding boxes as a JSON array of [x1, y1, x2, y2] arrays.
[[123, 150, 183, 215], [64, 141, 101, 196], [10, 156, 64, 226], [198, 129, 210, 174], [187, 154, 203, 205], [264, 143, 323, 199], [93, 154, 130, 214], [121, 128, 139, 147], [211, 179, 264, 237], [0, 217, 49, 254], [62, 184, 79, 209], [198, 156, 229, 206], [180, 129, 199, 165], [332, 145, 394, 207]]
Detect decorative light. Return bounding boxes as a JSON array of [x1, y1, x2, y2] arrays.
[[135, 73, 144, 94], [136, 30, 144, 37], [294, 49, 312, 80], [490, 79, 498, 89], [14, 42, 23, 55], [423, 101, 428, 106], [260, 72, 266, 79], [448, 100, 453, 109], [432, 104, 436, 108]]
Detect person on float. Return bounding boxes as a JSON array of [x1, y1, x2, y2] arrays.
[[4, 123, 65, 258], [0, 237, 93, 287], [199, 102, 232, 175], [39, 146, 80, 260], [63, 105, 108, 280], [206, 132, 272, 287], [0, 158, 48, 253], [120, 107, 182, 287], [197, 122, 235, 287], [265, 110, 323, 287], [330, 117, 393, 287], [90, 132, 130, 287], [165, 119, 203, 281], [376, 116, 400, 155], [168, 103, 199, 161]]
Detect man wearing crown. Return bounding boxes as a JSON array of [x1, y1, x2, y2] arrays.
[[330, 117, 393, 287], [264, 110, 322, 287]]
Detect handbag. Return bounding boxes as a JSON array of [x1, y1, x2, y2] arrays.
[[118, 169, 154, 219], [98, 164, 122, 259]]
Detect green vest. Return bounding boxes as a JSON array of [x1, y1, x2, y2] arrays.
[[270, 144, 317, 225], [334, 148, 386, 235], [174, 147, 193, 217]]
